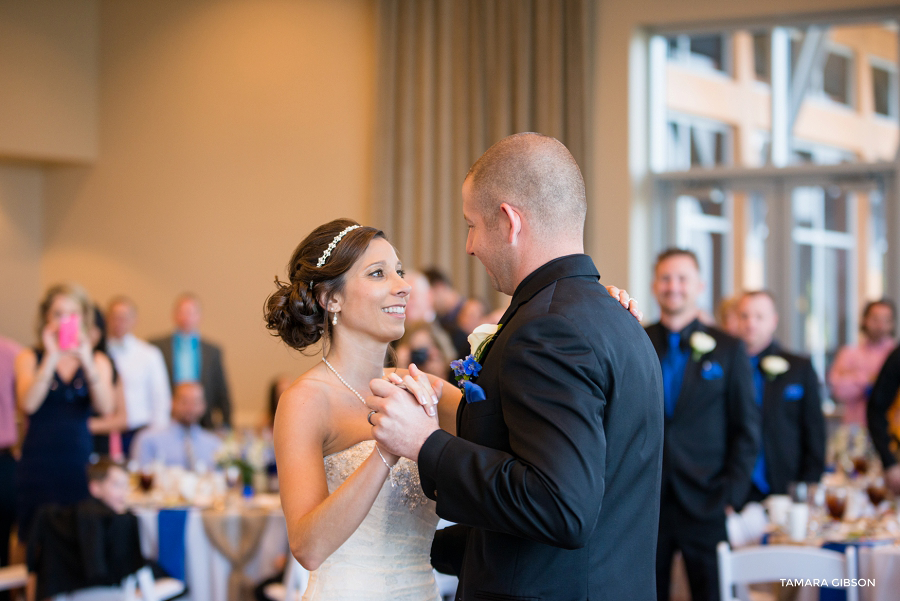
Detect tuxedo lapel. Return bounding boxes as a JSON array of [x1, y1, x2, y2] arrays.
[[455, 254, 599, 432]]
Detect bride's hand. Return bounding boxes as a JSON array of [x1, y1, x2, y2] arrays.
[[606, 285, 643, 322], [388, 365, 440, 421]]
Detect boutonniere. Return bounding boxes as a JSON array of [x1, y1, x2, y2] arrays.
[[450, 323, 502, 389], [760, 355, 790, 380], [689, 331, 716, 361]]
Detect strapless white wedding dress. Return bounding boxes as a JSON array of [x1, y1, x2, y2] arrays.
[[302, 440, 441, 601]]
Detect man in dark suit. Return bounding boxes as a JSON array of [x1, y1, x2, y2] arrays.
[[736, 290, 825, 501], [369, 133, 664, 601], [867, 344, 900, 493], [645, 249, 759, 601], [151, 294, 231, 429]]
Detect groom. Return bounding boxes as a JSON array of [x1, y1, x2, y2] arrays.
[[369, 133, 664, 601]]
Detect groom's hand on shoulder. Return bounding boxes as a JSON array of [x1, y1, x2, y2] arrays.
[[367, 377, 440, 461]]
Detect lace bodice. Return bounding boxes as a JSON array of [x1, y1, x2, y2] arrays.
[[302, 440, 440, 601]]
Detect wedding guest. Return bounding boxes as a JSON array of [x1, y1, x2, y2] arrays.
[[645, 249, 759, 601], [87, 305, 129, 459], [14, 284, 115, 544], [828, 300, 897, 426], [26, 457, 143, 601], [455, 298, 487, 337], [131, 382, 221, 471], [404, 271, 437, 324], [394, 321, 456, 381], [424, 268, 464, 332], [105, 296, 172, 454], [737, 291, 825, 501], [716, 296, 742, 337], [0, 335, 21, 599], [267, 374, 294, 428], [867, 345, 900, 493], [151, 293, 231, 429], [424, 267, 468, 357]]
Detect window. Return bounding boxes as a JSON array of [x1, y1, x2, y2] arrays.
[[753, 32, 771, 82], [666, 34, 730, 74], [667, 114, 733, 170], [675, 190, 731, 313], [791, 186, 856, 376], [822, 50, 853, 106], [872, 59, 898, 118], [648, 17, 898, 376]]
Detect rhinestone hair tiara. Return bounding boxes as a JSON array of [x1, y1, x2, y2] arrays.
[[316, 225, 361, 268]]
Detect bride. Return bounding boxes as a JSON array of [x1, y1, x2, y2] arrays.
[[266, 218, 640, 601], [266, 219, 456, 601]]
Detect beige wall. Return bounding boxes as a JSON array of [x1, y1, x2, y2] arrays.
[[591, 0, 898, 313], [0, 0, 98, 162], [0, 0, 377, 426], [0, 166, 43, 344]]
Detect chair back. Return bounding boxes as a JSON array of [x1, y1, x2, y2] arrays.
[[53, 566, 184, 601], [717, 542, 858, 601]]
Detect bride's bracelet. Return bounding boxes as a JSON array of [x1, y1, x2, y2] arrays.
[[374, 443, 397, 487]]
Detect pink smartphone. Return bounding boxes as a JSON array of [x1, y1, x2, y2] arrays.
[[58, 314, 80, 351]]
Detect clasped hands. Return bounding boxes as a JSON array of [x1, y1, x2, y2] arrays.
[[367, 363, 443, 462]]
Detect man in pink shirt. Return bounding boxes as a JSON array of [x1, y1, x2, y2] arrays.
[[0, 334, 22, 595], [828, 300, 897, 426]]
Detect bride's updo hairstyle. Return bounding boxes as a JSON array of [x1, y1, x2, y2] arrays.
[[265, 218, 386, 352]]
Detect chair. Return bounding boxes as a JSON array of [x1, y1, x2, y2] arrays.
[[53, 565, 185, 601], [717, 541, 858, 601], [0, 564, 27, 591], [261, 556, 309, 601]]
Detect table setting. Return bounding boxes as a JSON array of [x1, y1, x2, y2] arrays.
[[728, 453, 900, 601], [127, 430, 289, 601]]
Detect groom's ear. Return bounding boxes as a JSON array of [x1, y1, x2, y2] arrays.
[[499, 202, 523, 244]]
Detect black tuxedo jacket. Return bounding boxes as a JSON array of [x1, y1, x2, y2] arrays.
[[755, 342, 825, 494], [645, 320, 759, 520], [150, 334, 232, 428], [420, 254, 664, 601]]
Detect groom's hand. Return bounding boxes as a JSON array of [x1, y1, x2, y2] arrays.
[[368, 377, 440, 461]]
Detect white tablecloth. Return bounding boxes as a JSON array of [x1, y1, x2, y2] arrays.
[[134, 503, 288, 601]]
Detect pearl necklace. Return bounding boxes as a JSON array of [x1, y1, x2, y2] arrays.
[[321, 357, 369, 407], [321, 356, 397, 486]]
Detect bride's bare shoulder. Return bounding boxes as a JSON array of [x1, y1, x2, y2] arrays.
[[275, 369, 333, 420]]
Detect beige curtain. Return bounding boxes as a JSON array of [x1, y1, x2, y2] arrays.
[[374, 0, 593, 305]]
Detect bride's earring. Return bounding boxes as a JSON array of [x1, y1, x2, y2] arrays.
[[332, 312, 338, 326]]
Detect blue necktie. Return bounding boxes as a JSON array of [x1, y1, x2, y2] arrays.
[[661, 331, 687, 418], [750, 356, 770, 495]]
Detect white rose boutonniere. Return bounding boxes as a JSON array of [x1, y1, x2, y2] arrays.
[[467, 323, 501, 361], [689, 331, 717, 361], [760, 355, 790, 380], [451, 323, 502, 394]]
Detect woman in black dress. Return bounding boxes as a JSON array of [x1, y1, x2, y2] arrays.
[[14, 283, 115, 543]]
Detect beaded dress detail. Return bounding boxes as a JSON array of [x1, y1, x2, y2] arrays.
[[302, 440, 440, 601]]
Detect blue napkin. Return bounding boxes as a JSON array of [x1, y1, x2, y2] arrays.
[[158, 508, 188, 581]]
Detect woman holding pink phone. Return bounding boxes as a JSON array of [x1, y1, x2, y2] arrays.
[[13, 283, 115, 544]]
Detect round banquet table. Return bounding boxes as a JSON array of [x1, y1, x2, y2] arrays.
[[133, 495, 288, 601]]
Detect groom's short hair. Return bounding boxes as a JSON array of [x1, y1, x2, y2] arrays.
[[466, 133, 586, 235]]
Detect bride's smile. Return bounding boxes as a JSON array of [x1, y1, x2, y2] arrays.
[[326, 237, 411, 345]]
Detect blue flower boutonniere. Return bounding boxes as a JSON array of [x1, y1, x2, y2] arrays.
[[450, 323, 502, 391]]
